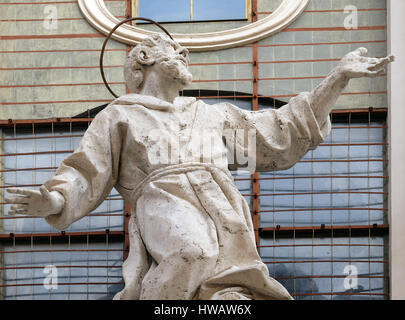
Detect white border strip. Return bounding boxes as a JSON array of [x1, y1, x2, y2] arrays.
[[388, 0, 405, 300], [77, 0, 309, 51]]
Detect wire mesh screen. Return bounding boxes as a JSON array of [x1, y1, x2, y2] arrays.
[[0, 109, 389, 300], [1, 241, 123, 300], [0, 0, 390, 301], [258, 110, 389, 299], [0, 121, 125, 299]]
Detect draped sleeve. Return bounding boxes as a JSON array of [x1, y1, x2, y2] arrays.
[[43, 106, 122, 230], [218, 92, 331, 172]]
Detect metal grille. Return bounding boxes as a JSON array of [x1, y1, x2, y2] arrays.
[[0, 0, 389, 300], [0, 120, 125, 299], [0, 109, 389, 300], [258, 110, 389, 299]]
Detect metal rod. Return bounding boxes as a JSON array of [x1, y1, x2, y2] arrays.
[[251, 0, 260, 247], [100, 17, 174, 98]]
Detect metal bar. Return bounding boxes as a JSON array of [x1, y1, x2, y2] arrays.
[[256, 40, 387, 48], [282, 26, 386, 32], [257, 8, 386, 14], [0, 265, 122, 271], [195, 95, 253, 99], [0, 110, 387, 128], [333, 125, 387, 129], [0, 82, 124, 89], [260, 92, 387, 99], [259, 58, 341, 64], [0, 282, 124, 288], [263, 259, 388, 264], [261, 224, 389, 231], [0, 65, 120, 71], [0, 49, 126, 54], [0, 248, 125, 254], [291, 292, 389, 297], [0, 134, 84, 142], [0, 118, 93, 126], [192, 78, 253, 83], [259, 207, 388, 213], [0, 167, 57, 173], [189, 61, 252, 66], [234, 175, 388, 181], [258, 243, 385, 248], [275, 275, 388, 280], [314, 142, 388, 147], [242, 191, 388, 197], [0, 230, 124, 242], [0, 213, 125, 220], [252, 172, 260, 245], [251, 0, 259, 246], [297, 159, 388, 163], [0, 150, 73, 157], [260, 224, 389, 238]]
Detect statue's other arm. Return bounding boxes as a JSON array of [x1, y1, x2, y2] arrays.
[[308, 47, 394, 127], [5, 106, 122, 230], [220, 48, 393, 173]]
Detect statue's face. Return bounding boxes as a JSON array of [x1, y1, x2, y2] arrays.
[[154, 40, 193, 89]]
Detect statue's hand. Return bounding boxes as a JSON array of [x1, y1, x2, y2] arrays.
[[5, 186, 64, 217], [338, 47, 394, 79]]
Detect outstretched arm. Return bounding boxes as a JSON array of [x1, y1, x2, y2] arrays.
[[309, 47, 394, 127], [4, 107, 122, 230], [6, 186, 64, 217]]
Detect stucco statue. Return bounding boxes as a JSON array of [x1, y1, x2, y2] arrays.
[[5, 34, 393, 300]]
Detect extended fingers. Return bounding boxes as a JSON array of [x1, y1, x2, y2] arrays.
[[8, 209, 28, 215], [368, 56, 394, 71], [8, 204, 28, 215], [4, 196, 29, 204], [364, 69, 385, 78], [7, 188, 37, 197], [10, 204, 28, 211]]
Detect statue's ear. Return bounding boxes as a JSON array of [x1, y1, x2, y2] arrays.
[[133, 47, 155, 66]]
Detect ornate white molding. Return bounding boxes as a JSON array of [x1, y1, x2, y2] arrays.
[[78, 0, 309, 51]]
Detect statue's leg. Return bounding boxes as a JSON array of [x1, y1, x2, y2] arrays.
[[135, 172, 219, 300]]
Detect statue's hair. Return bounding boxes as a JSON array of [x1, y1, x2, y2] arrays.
[[124, 34, 177, 93]]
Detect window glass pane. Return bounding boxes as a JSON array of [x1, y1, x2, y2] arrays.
[[138, 0, 190, 22], [261, 236, 388, 300], [259, 121, 387, 228], [193, 0, 246, 21], [2, 242, 123, 300], [1, 126, 124, 234]]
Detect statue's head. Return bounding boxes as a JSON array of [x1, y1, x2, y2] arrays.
[[124, 34, 193, 93]]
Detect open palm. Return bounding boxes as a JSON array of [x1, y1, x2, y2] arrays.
[[5, 186, 64, 217], [339, 47, 394, 79]]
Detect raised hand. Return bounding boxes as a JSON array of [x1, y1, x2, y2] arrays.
[[339, 47, 394, 79], [5, 186, 65, 217]]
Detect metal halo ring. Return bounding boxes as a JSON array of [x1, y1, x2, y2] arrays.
[[100, 17, 174, 98]]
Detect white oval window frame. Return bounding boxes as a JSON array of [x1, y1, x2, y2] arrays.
[[78, 0, 309, 51]]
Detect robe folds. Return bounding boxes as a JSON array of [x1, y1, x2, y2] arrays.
[[43, 93, 331, 300]]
